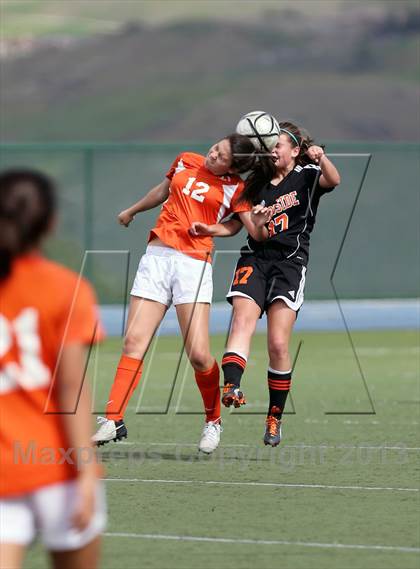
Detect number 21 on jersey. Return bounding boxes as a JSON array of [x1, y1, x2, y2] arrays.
[[0, 308, 50, 394], [182, 177, 210, 203]]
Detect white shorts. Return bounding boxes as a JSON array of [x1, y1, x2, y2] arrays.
[[0, 479, 106, 550], [131, 245, 213, 306]]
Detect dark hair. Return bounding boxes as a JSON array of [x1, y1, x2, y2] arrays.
[[239, 120, 319, 205], [277, 121, 317, 167], [225, 133, 257, 174], [0, 168, 56, 279]]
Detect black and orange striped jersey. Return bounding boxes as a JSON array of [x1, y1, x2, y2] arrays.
[[246, 164, 336, 263]]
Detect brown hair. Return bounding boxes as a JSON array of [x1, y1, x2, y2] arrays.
[[277, 121, 317, 167], [239, 121, 320, 205], [224, 133, 257, 174], [0, 169, 56, 279]]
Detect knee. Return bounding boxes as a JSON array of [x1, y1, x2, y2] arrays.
[[230, 311, 257, 335], [189, 350, 213, 372], [123, 331, 147, 359], [268, 338, 289, 361]]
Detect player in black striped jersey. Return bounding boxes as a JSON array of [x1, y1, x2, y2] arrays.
[[190, 121, 341, 446]]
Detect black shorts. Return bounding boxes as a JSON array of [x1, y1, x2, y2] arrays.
[[226, 251, 307, 315]]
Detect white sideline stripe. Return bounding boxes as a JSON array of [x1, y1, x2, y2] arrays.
[[115, 441, 420, 451], [119, 413, 419, 426], [103, 532, 420, 553], [103, 478, 419, 492]]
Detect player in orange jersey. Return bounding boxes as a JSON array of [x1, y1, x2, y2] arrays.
[[0, 169, 106, 569], [93, 134, 269, 453]]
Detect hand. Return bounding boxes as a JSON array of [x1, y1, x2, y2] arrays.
[[189, 222, 214, 236], [306, 145, 325, 163], [118, 209, 134, 227], [72, 471, 96, 531], [251, 204, 271, 228]]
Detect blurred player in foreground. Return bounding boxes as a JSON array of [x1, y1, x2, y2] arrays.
[[93, 134, 269, 453], [192, 122, 341, 446], [0, 170, 106, 569]]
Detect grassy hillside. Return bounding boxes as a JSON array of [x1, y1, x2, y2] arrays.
[[1, 14, 419, 142], [1, 0, 402, 38]]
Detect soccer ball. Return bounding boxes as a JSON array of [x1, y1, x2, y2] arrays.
[[236, 111, 280, 152]]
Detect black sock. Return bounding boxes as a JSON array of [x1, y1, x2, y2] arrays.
[[267, 367, 292, 419], [222, 351, 247, 387]]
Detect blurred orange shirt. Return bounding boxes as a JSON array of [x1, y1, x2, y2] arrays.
[[149, 152, 250, 261], [0, 254, 104, 497]]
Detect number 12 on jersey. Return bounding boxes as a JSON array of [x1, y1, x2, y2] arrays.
[[182, 177, 210, 203]]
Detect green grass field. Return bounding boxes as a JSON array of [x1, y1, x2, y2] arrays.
[[24, 330, 419, 569]]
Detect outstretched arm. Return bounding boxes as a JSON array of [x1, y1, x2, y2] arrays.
[[118, 178, 171, 227], [190, 206, 271, 241]]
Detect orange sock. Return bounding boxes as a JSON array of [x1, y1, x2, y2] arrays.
[[106, 355, 143, 421], [194, 360, 221, 422]]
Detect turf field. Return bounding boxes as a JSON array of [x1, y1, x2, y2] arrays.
[[24, 330, 419, 569]]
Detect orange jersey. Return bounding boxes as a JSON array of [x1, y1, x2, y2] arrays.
[[149, 152, 250, 261], [0, 254, 104, 497]]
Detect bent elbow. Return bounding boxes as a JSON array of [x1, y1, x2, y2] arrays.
[[329, 175, 341, 187]]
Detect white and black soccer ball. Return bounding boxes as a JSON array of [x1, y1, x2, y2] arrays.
[[236, 111, 280, 152]]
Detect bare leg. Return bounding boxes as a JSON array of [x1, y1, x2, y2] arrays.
[[264, 301, 296, 433], [176, 303, 221, 428], [266, 301, 296, 371], [0, 543, 25, 569], [226, 297, 261, 358], [123, 296, 168, 359], [175, 303, 214, 371], [102, 297, 167, 421], [50, 536, 101, 569]]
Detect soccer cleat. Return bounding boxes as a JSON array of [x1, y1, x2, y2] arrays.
[[222, 383, 246, 408], [263, 409, 282, 447], [198, 420, 222, 454], [92, 416, 128, 446]]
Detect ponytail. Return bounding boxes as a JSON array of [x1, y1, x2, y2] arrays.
[[0, 216, 19, 279]]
